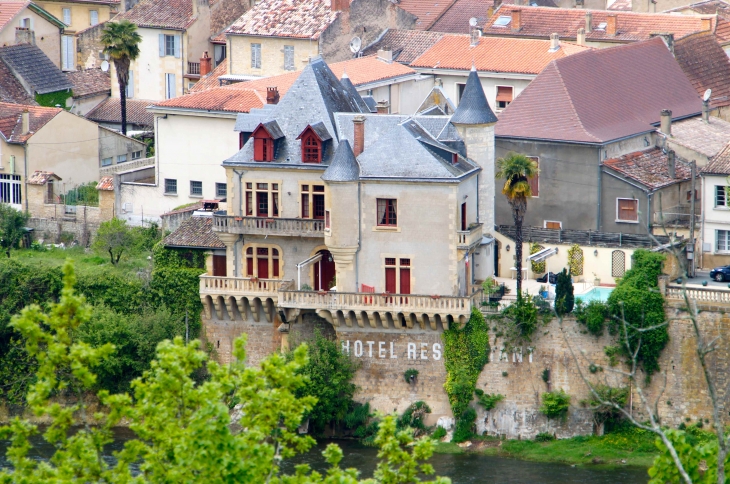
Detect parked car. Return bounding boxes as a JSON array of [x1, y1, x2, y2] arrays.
[[710, 265, 730, 282]]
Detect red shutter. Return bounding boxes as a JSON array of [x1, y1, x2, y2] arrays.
[[213, 255, 226, 276], [385, 267, 396, 293], [618, 199, 638, 221], [399, 268, 410, 295], [257, 257, 269, 279], [246, 257, 253, 276], [254, 138, 264, 161], [496, 86, 513, 103]]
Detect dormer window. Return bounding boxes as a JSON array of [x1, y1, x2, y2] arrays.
[[452, 153, 458, 165], [252, 125, 275, 162], [297, 126, 323, 163]]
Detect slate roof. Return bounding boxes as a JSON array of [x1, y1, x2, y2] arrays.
[[0, 58, 36, 105], [481, 6, 712, 42], [450, 67, 497, 125], [163, 216, 225, 248], [673, 31, 730, 109], [27, 170, 61, 185], [416, 85, 456, 115], [362, 29, 444, 64], [495, 38, 702, 143], [701, 143, 730, 175], [396, 0, 455, 30], [669, 116, 730, 158], [411, 34, 591, 74], [96, 176, 114, 190], [114, 0, 195, 30], [0, 103, 62, 143], [226, 0, 341, 39], [603, 147, 691, 189], [66, 68, 111, 98], [0, 44, 73, 95], [86, 97, 154, 127], [322, 139, 359, 181]]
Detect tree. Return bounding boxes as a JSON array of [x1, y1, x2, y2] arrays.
[[554, 268, 574, 316], [496, 153, 538, 297], [92, 218, 138, 265], [0, 203, 29, 258], [100, 20, 141, 135]]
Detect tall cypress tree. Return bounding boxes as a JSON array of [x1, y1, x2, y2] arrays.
[[555, 268, 574, 315]]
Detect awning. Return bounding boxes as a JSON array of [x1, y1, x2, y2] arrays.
[[480, 236, 494, 245], [297, 253, 322, 268], [527, 247, 558, 263]]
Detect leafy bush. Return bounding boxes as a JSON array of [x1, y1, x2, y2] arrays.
[[404, 368, 419, 383], [432, 426, 447, 440], [554, 268, 574, 315], [397, 401, 431, 436], [92, 218, 140, 265], [453, 407, 477, 443], [540, 389, 571, 421], [535, 432, 555, 442], [583, 384, 629, 432], [0, 203, 30, 257], [530, 243, 546, 273], [575, 300, 609, 336], [501, 294, 540, 342], [474, 389, 504, 411]]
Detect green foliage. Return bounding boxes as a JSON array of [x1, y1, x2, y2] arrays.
[[554, 268, 574, 316], [584, 384, 628, 429], [344, 402, 375, 440], [575, 300, 609, 336], [63, 182, 99, 206], [0, 203, 30, 257], [152, 240, 205, 269], [604, 345, 621, 367], [474, 389, 504, 411], [567, 244, 583, 276], [648, 428, 728, 484], [535, 432, 556, 442], [530, 243, 546, 273], [290, 331, 358, 436], [496, 152, 539, 200], [541, 369, 550, 383], [34, 89, 72, 109], [93, 218, 140, 265], [481, 277, 498, 295], [452, 408, 477, 443], [500, 294, 540, 344], [540, 389, 571, 421], [397, 401, 431, 436], [432, 427, 447, 440], [404, 368, 419, 383], [607, 249, 669, 376]]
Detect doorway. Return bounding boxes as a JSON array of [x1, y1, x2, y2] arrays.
[[313, 250, 336, 290]]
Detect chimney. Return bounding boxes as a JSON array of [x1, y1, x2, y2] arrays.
[[667, 149, 676, 179], [377, 48, 393, 63], [200, 51, 212, 76], [332, 0, 349, 11], [435, 77, 443, 87], [494, 0, 502, 8], [660, 109, 672, 137], [703, 99, 710, 123], [376, 101, 389, 114], [549, 33, 560, 51], [585, 11, 592, 32], [577, 27, 586, 45], [21, 110, 30, 135], [701, 17, 712, 31], [486, 6, 494, 18], [353, 115, 365, 157], [575, 0, 584, 7], [511, 9, 521, 31], [14, 27, 35, 45], [606, 14, 617, 35], [266, 87, 280, 104]]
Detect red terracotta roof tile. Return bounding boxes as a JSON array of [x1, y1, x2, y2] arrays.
[[0, 1, 28, 31], [153, 87, 264, 112], [411, 34, 591, 74], [674, 31, 730, 108], [361, 29, 444, 63], [163, 216, 224, 248], [86, 97, 154, 127], [96, 176, 114, 190], [27, 170, 61, 184], [702, 142, 730, 174], [666, 1, 730, 44], [328, 55, 416, 84], [396, 0, 456, 30], [189, 58, 226, 93], [226, 0, 342, 40], [604, 147, 691, 189], [114, 0, 195, 30], [0, 102, 62, 143], [66, 68, 111, 98]]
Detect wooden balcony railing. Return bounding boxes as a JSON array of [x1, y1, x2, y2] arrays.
[[188, 62, 200, 75], [457, 223, 483, 249], [213, 215, 325, 237], [200, 276, 291, 296]]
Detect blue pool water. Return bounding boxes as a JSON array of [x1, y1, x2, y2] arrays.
[[575, 286, 614, 303]]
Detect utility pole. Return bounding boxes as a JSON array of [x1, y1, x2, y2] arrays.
[[689, 160, 696, 278]]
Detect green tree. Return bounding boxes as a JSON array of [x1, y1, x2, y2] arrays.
[[100, 20, 141, 135], [0, 203, 29, 258], [554, 268, 574, 316], [496, 153, 538, 296], [92, 218, 139, 265], [540, 389, 570, 433]]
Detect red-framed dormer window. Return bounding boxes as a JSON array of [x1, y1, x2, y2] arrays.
[[252, 125, 275, 162], [297, 126, 323, 163]]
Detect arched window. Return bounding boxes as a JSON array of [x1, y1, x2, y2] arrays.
[[297, 126, 323, 164], [252, 125, 274, 162]]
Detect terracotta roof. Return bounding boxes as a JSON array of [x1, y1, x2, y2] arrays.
[[0, 58, 35, 105], [210, 31, 225, 43], [0, 1, 27, 31], [189, 58, 227, 93], [96, 176, 114, 190], [669, 116, 730, 158], [226, 0, 342, 39], [361, 29, 444, 63], [430, 0, 513, 34], [161, 200, 202, 216], [27, 170, 61, 184], [673, 31, 730, 108], [327, 55, 416, 85], [702, 142, 730, 174], [0, 102, 62, 143], [152, 87, 264, 113], [495, 38, 702, 143], [603, 147, 691, 189], [41, 0, 119, 4], [396, 0, 456, 30], [66, 68, 111, 98], [607, 0, 632, 11], [86, 97, 154, 127], [482, 6, 713, 42], [411, 34, 591, 74], [114, 0, 195, 30], [163, 216, 224, 248]]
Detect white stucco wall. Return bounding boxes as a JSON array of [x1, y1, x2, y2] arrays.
[[701, 174, 730, 268]]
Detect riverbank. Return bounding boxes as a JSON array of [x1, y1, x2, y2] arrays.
[[434, 428, 658, 470]]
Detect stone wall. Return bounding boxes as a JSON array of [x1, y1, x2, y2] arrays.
[[28, 217, 101, 246], [76, 22, 107, 70]]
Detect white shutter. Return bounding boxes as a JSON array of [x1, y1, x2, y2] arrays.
[[63, 8, 71, 25], [126, 71, 134, 98], [166, 73, 176, 99], [159, 34, 165, 56], [90, 10, 98, 25], [61, 36, 74, 70], [174, 35, 181, 58]]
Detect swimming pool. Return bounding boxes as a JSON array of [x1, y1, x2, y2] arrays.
[[575, 286, 614, 303]]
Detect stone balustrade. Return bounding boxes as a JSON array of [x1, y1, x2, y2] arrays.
[[457, 223, 483, 249], [213, 215, 324, 237], [99, 157, 155, 176], [200, 275, 289, 296], [665, 285, 730, 305]]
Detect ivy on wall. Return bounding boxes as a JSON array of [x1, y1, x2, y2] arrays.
[[35, 90, 73, 109], [530, 243, 545, 273], [567, 244, 584, 276]]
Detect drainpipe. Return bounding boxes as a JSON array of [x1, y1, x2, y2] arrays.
[[647, 192, 652, 234], [233, 169, 246, 277], [355, 180, 362, 290], [597, 148, 602, 231], [24, 144, 28, 213]]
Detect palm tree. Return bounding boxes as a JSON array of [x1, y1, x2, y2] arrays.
[[100, 20, 142, 135], [496, 152, 539, 297]]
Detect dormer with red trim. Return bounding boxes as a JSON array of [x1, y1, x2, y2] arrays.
[[296, 122, 333, 164], [251, 121, 284, 162]]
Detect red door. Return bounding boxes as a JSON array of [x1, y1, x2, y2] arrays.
[[399, 268, 410, 294], [213, 255, 226, 276], [385, 267, 396, 294], [314, 250, 335, 290], [461, 203, 467, 231], [257, 257, 269, 279]]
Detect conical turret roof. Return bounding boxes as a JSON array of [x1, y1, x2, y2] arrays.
[[322, 139, 359, 182], [450, 66, 497, 125]]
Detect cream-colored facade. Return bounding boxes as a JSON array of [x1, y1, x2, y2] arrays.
[[227, 35, 318, 78], [35, 0, 115, 33], [0, 4, 63, 68]]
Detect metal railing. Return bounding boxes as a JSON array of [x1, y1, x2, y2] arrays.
[[213, 215, 325, 237], [457, 223, 483, 249], [497, 225, 671, 248]]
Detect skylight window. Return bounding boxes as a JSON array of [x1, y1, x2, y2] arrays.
[[595, 22, 607, 30], [494, 15, 512, 27]]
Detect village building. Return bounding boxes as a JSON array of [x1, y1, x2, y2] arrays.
[[86, 97, 153, 132], [0, 0, 66, 68], [700, 144, 730, 268], [361, 29, 444, 64], [667, 0, 730, 54], [0, 43, 73, 105], [65, 67, 111, 115]]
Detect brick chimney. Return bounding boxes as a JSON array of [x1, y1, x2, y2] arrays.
[[606, 14, 617, 36], [511, 9, 521, 31], [353, 115, 365, 157], [331, 0, 349, 11], [266, 87, 280, 104], [701, 17, 712, 31], [486, 5, 494, 18], [376, 101, 389, 114], [21, 109, 30, 135], [14, 27, 35, 45], [577, 27, 586, 45], [585, 11, 592, 33], [200, 51, 212, 76], [660, 109, 672, 137], [667, 150, 676, 179]]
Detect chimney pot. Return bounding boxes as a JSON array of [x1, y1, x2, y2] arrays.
[[660, 109, 672, 137], [577, 27, 586, 45], [667, 150, 676, 179], [353, 115, 365, 157], [332, 0, 349, 11], [585, 11, 592, 32], [377, 48, 393, 63], [376, 101, 389, 114], [606, 14, 617, 35], [511, 9, 521, 31], [200, 51, 212, 76], [21, 110, 30, 135], [14, 27, 35, 45], [266, 86, 280, 104], [703, 99, 710, 123], [549, 33, 560, 51]]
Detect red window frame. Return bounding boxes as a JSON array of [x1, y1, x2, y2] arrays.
[[252, 125, 274, 162], [298, 126, 323, 163], [377, 199, 397, 226]]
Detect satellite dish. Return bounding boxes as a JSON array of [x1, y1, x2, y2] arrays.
[[101, 60, 110, 72], [469, 17, 478, 27], [349, 36, 362, 54], [703, 88, 712, 102]]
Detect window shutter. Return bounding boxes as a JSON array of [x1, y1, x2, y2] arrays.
[[90, 10, 98, 25], [159, 34, 165, 56], [165, 73, 176, 99], [254, 138, 264, 161], [496, 86, 513, 102], [62, 36, 74, 70], [174, 35, 181, 58], [528, 157, 539, 197], [63, 8, 71, 25], [618, 199, 637, 221], [126, 71, 134, 98]]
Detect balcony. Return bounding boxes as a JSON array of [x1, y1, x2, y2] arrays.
[[213, 215, 325, 237], [187, 61, 200, 75], [200, 276, 291, 322], [457, 223, 483, 250]]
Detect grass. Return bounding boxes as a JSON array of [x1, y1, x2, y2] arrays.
[[11, 246, 153, 275]]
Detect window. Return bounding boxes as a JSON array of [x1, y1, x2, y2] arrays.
[[300, 184, 324, 219], [284, 45, 294, 70], [544, 221, 562, 230], [377, 199, 397, 226], [456, 83, 466, 104], [718, 230, 730, 252], [0, 174, 21, 205], [117, 154, 127, 163], [496, 86, 514, 109], [101, 157, 112, 166], [245, 245, 281, 278], [165, 178, 177, 195], [215, 182, 227, 198], [190, 180, 203, 197], [252, 125, 274, 161], [493, 15, 511, 27], [716, 186, 727, 207], [384, 257, 411, 295], [251, 43, 261, 68], [616, 198, 638, 222], [239, 131, 251, 149], [214, 44, 226, 67], [62, 8, 71, 25], [165, 73, 176, 99], [131, 150, 142, 160], [245, 182, 279, 217], [126, 71, 134, 98], [159, 34, 180, 57], [298, 126, 322, 163], [61, 35, 74, 70], [528, 156, 539, 197], [687, 189, 699, 202], [90, 10, 98, 25]]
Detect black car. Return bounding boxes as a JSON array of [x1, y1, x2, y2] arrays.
[[710, 265, 730, 282]]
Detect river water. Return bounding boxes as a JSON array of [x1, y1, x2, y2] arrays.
[[0, 429, 648, 483]]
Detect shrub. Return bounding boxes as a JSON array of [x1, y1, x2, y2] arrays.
[[452, 407, 477, 443], [501, 294, 539, 341], [535, 432, 555, 442], [474, 389, 504, 411], [92, 218, 140, 265], [584, 384, 628, 433], [432, 426, 447, 440], [540, 389, 571, 421], [404, 368, 419, 384], [0, 204, 30, 257], [397, 401, 431, 436], [554, 268, 575, 315], [575, 300, 609, 336]]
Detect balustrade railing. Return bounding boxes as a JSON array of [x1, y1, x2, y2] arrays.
[[213, 215, 325, 236], [188, 62, 200, 75], [665, 285, 730, 304], [200, 276, 291, 295], [457, 223, 483, 249]]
